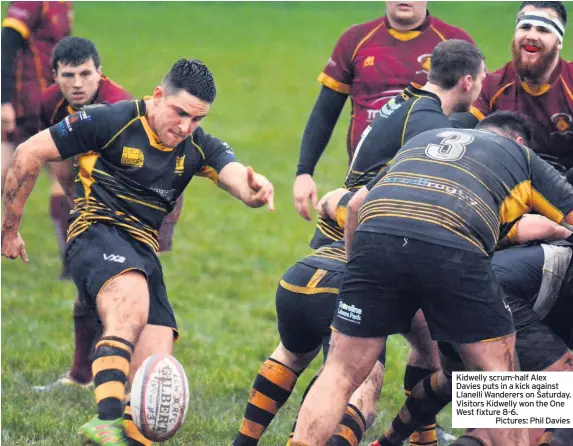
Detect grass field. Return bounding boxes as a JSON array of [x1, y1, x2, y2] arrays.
[[2, 2, 572, 445]]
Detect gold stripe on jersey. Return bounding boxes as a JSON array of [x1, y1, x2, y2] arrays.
[[401, 98, 423, 146], [199, 166, 219, 184], [310, 245, 347, 263], [336, 205, 347, 228], [388, 29, 421, 41], [521, 82, 550, 96], [307, 269, 328, 288], [2, 17, 30, 39], [359, 199, 487, 254], [470, 106, 485, 121], [489, 82, 515, 110], [318, 72, 351, 95], [429, 25, 447, 42], [191, 136, 205, 159], [531, 187, 566, 223], [101, 116, 140, 151], [351, 21, 386, 61], [279, 279, 339, 296], [139, 115, 173, 152], [376, 171, 498, 240], [77, 152, 100, 198], [317, 218, 345, 241], [560, 76, 573, 101], [116, 195, 167, 212], [50, 97, 66, 125]]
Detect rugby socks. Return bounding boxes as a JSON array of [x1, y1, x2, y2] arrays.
[[92, 336, 134, 420], [404, 365, 437, 446], [286, 375, 318, 445], [327, 404, 366, 446], [538, 428, 554, 446], [449, 436, 485, 446], [234, 358, 299, 445], [123, 401, 152, 445], [69, 300, 98, 384], [377, 373, 449, 446]]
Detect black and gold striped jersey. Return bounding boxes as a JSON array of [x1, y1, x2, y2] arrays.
[[49, 98, 236, 252], [299, 239, 347, 273], [310, 84, 450, 249], [358, 128, 573, 255]]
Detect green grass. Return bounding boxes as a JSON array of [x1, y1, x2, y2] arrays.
[[2, 2, 572, 445]]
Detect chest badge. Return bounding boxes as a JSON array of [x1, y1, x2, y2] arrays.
[[121, 147, 144, 168], [175, 155, 185, 175], [551, 113, 573, 135], [363, 56, 375, 68]]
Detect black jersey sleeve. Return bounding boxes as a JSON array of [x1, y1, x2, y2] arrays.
[[401, 103, 451, 146], [196, 132, 237, 183], [528, 148, 573, 222], [297, 86, 348, 176], [450, 112, 479, 129], [49, 103, 122, 160]]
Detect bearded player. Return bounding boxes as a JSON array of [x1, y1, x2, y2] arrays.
[[466, 1, 572, 173]]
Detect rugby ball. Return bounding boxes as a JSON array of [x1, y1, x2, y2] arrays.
[[130, 354, 189, 442]]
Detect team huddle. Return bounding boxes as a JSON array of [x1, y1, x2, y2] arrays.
[[2, 1, 573, 446]]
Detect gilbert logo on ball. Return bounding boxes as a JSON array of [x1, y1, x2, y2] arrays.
[[131, 354, 189, 442]]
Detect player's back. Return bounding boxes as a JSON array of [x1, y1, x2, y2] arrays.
[[358, 128, 573, 255]]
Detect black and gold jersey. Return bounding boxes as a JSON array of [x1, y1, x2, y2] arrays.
[[299, 239, 346, 273], [358, 128, 573, 255], [49, 98, 236, 252], [310, 84, 450, 249]]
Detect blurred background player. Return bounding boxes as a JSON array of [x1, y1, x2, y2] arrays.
[[1, 1, 72, 189], [33, 36, 133, 391], [467, 1, 572, 173], [293, 0, 475, 221]]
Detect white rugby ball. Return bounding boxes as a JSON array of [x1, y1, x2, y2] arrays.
[[130, 354, 189, 442]]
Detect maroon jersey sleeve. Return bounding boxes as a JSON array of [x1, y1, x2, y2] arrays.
[[429, 17, 475, 45], [2, 1, 43, 39]]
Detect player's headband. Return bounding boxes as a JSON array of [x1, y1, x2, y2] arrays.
[[516, 11, 565, 43]]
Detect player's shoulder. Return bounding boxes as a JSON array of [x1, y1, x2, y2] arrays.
[[428, 15, 474, 42], [339, 16, 385, 42], [96, 76, 134, 104], [482, 62, 517, 95], [560, 59, 573, 79], [41, 83, 64, 108], [83, 99, 140, 128]]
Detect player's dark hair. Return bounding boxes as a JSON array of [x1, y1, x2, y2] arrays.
[[428, 40, 485, 90], [162, 59, 216, 104], [519, 1, 567, 27], [51, 37, 101, 71], [476, 111, 533, 146]]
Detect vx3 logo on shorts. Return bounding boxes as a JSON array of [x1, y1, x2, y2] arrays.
[[103, 253, 126, 263]]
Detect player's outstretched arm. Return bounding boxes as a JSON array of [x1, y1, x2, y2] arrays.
[[512, 214, 572, 244], [2, 129, 62, 262], [217, 162, 274, 211]]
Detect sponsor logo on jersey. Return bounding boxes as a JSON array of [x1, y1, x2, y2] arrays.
[[337, 300, 363, 323], [175, 155, 185, 175], [121, 147, 145, 168], [103, 253, 126, 263], [363, 56, 375, 68]]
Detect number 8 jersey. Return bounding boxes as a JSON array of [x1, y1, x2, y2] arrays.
[[358, 128, 573, 256]]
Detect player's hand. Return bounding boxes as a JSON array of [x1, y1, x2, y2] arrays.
[[246, 166, 274, 211], [515, 214, 572, 243], [293, 174, 318, 221], [1, 231, 28, 263], [317, 188, 349, 221], [1, 103, 16, 139]]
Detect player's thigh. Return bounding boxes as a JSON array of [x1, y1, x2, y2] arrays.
[[516, 319, 570, 372], [129, 324, 174, 384], [420, 248, 514, 345], [332, 232, 419, 339], [276, 264, 341, 354], [457, 334, 518, 371], [66, 224, 150, 332], [402, 309, 440, 369]]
